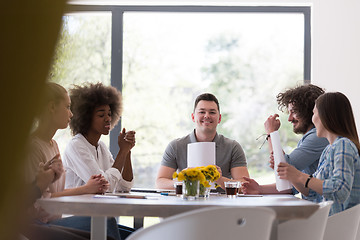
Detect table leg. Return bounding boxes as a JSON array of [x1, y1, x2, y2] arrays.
[[134, 217, 144, 229], [91, 216, 107, 240]]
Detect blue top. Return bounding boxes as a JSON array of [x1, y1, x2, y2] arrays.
[[307, 137, 360, 215], [284, 127, 328, 195], [285, 127, 329, 175]]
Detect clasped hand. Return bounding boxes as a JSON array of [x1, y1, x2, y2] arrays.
[[85, 174, 109, 194], [118, 128, 136, 152], [43, 154, 64, 183], [36, 154, 64, 192]]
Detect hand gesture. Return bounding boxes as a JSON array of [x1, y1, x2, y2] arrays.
[[84, 174, 109, 194], [124, 130, 136, 149], [36, 163, 56, 192], [44, 154, 64, 182], [118, 128, 136, 153], [264, 114, 281, 134], [241, 177, 261, 195]]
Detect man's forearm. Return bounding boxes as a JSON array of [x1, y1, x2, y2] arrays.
[[260, 183, 292, 194], [216, 176, 230, 190], [156, 178, 176, 189]]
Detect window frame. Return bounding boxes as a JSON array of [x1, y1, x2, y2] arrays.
[[65, 4, 311, 157]]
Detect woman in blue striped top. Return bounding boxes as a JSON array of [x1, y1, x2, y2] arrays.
[[277, 92, 360, 215]]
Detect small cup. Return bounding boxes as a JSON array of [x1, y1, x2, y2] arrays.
[[174, 182, 183, 196], [225, 181, 240, 198]]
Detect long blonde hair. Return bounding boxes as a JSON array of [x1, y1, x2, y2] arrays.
[[37, 82, 67, 116]]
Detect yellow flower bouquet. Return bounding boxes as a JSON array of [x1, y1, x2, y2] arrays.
[[173, 165, 220, 199], [197, 165, 221, 197]]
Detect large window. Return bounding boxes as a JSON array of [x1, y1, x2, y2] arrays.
[[52, 5, 310, 188], [52, 13, 112, 154]]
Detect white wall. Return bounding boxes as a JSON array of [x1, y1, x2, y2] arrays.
[[312, 0, 360, 134]]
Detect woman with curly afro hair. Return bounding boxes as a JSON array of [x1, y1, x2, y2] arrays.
[[63, 83, 135, 194]]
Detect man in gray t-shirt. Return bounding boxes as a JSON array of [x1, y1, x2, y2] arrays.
[[156, 93, 249, 189]]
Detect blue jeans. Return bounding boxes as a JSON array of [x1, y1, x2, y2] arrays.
[[49, 216, 121, 240], [117, 225, 135, 239]]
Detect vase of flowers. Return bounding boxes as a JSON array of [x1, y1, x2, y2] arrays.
[[199, 183, 211, 198], [173, 168, 205, 200], [183, 179, 200, 200], [173, 165, 220, 200], [197, 165, 220, 198]]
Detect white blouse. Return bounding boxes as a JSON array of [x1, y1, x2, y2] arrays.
[[63, 134, 133, 192]]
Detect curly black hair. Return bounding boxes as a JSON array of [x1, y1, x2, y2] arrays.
[[69, 83, 123, 136], [277, 84, 325, 127]]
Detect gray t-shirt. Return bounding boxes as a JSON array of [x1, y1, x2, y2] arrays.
[[160, 130, 247, 179]]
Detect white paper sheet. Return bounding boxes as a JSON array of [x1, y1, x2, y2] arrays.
[[270, 131, 293, 191], [187, 142, 216, 167]]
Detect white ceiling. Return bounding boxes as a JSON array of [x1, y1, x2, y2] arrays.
[[67, 0, 312, 6]]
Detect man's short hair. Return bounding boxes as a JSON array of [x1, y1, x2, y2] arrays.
[[194, 93, 220, 112], [276, 84, 325, 127]]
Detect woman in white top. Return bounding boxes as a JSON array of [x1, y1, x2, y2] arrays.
[[63, 83, 135, 193], [26, 82, 121, 240]]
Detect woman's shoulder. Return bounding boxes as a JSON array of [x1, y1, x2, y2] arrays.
[[98, 140, 109, 150], [335, 136, 354, 145], [64, 134, 90, 155], [333, 137, 359, 155], [29, 135, 58, 152], [27, 136, 60, 168], [68, 133, 87, 145]]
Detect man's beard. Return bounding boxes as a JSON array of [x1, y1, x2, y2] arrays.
[[293, 121, 311, 134]]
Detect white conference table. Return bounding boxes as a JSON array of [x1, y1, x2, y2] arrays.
[[37, 193, 319, 240]]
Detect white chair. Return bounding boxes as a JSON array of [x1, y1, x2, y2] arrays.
[[278, 201, 333, 240], [127, 206, 276, 240], [323, 204, 360, 240], [356, 221, 360, 240]]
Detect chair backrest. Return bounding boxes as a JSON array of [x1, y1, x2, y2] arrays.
[[323, 204, 360, 240], [127, 206, 276, 240], [356, 221, 360, 240], [278, 201, 333, 240]]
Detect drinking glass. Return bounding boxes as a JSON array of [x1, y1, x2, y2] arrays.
[[174, 182, 183, 196], [225, 181, 240, 198]]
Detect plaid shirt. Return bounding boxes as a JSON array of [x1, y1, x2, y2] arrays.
[[307, 137, 360, 215]]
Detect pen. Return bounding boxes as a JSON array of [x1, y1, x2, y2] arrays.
[[160, 193, 176, 196]]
